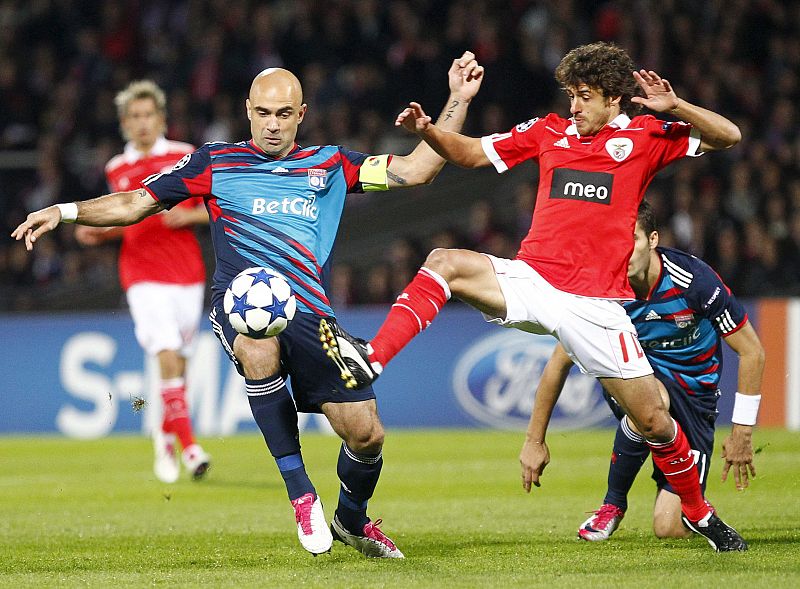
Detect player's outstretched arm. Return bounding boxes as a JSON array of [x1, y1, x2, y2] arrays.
[[720, 321, 765, 490], [520, 343, 574, 492], [11, 189, 162, 251], [631, 69, 741, 151], [386, 51, 488, 187]]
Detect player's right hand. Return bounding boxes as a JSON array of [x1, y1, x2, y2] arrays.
[[11, 206, 62, 251], [395, 102, 432, 134], [520, 439, 550, 493]]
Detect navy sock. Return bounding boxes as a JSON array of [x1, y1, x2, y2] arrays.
[[275, 454, 316, 501], [335, 444, 382, 533], [246, 375, 315, 501], [603, 417, 649, 511]]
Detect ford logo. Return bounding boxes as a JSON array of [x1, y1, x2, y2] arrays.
[[453, 331, 614, 430]]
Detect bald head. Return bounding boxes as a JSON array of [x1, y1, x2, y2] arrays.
[[250, 68, 304, 105], [247, 68, 307, 158]]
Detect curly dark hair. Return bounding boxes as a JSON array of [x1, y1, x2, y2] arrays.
[[555, 42, 643, 116]]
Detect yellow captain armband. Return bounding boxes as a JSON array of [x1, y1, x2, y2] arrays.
[[359, 154, 390, 191]]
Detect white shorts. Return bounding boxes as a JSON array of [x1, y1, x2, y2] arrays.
[[126, 282, 205, 357], [482, 256, 653, 379]]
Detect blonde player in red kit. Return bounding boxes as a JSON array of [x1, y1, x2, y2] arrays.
[[321, 42, 749, 551], [75, 81, 210, 483]]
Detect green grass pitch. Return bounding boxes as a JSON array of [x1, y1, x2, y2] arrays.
[[1, 428, 798, 588]]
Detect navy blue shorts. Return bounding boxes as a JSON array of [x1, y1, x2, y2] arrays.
[[209, 301, 376, 414], [604, 374, 717, 493]]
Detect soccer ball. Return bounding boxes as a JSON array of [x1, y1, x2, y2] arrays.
[[223, 267, 297, 338]]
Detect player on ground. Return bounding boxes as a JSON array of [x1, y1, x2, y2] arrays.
[[74, 81, 210, 483], [320, 42, 747, 551], [12, 53, 484, 558], [519, 201, 764, 543]]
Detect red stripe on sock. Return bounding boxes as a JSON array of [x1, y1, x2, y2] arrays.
[[370, 269, 448, 366], [161, 386, 196, 450], [648, 422, 708, 521]]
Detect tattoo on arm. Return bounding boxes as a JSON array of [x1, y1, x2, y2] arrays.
[[444, 99, 461, 121], [135, 189, 148, 199], [387, 170, 407, 185]]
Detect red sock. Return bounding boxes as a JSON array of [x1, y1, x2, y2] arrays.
[[161, 379, 195, 450], [647, 419, 709, 522], [369, 267, 450, 367]]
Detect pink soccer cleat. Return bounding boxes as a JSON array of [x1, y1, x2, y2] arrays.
[[291, 493, 333, 555], [578, 503, 625, 542], [331, 515, 404, 558]]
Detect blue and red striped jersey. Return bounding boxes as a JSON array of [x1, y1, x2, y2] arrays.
[[625, 247, 747, 403], [142, 140, 375, 316]]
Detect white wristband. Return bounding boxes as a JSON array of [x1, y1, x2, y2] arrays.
[[731, 392, 761, 426], [56, 203, 78, 223]]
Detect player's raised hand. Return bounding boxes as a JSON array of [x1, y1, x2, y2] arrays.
[[11, 206, 62, 251], [721, 425, 756, 490], [448, 50, 484, 100], [631, 69, 680, 113], [395, 102, 433, 134], [520, 439, 550, 493]]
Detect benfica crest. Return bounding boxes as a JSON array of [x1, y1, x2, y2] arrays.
[[605, 137, 634, 162]]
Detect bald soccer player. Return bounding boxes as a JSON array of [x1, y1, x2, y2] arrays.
[[13, 54, 484, 558]]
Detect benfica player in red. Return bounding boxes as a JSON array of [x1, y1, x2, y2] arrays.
[[321, 42, 747, 551], [75, 81, 210, 483]]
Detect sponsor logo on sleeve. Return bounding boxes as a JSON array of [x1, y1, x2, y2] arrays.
[[549, 168, 614, 205], [705, 287, 721, 308], [171, 153, 191, 171], [515, 118, 539, 132]]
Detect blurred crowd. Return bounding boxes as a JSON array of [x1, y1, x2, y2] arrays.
[[1, 0, 798, 311]]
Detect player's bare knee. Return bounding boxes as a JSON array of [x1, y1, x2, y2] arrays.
[[344, 420, 384, 454], [234, 336, 280, 378], [634, 408, 673, 442], [423, 248, 457, 280]]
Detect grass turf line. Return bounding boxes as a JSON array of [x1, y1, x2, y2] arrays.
[[0, 429, 798, 588]]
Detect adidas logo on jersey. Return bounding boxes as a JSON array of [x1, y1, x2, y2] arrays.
[[273, 166, 289, 174], [554, 137, 570, 149], [645, 310, 661, 321]]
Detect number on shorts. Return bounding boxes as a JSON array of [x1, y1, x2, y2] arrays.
[[618, 332, 644, 363]]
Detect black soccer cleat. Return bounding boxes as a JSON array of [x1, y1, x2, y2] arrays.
[[318, 319, 379, 390], [681, 512, 748, 552]]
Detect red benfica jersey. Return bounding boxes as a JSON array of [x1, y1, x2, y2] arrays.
[[482, 113, 700, 299], [105, 137, 205, 290]]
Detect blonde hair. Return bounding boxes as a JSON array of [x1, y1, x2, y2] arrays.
[[114, 80, 167, 119]]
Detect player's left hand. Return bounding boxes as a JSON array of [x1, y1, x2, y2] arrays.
[[395, 102, 433, 134], [447, 50, 484, 100], [721, 424, 756, 490], [630, 69, 680, 113], [11, 206, 62, 251]]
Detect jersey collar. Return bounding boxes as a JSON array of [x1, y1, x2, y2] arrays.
[[247, 140, 300, 159], [123, 136, 169, 163], [565, 113, 632, 138]]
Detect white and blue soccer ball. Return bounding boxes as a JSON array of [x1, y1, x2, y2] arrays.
[[223, 267, 297, 338]]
